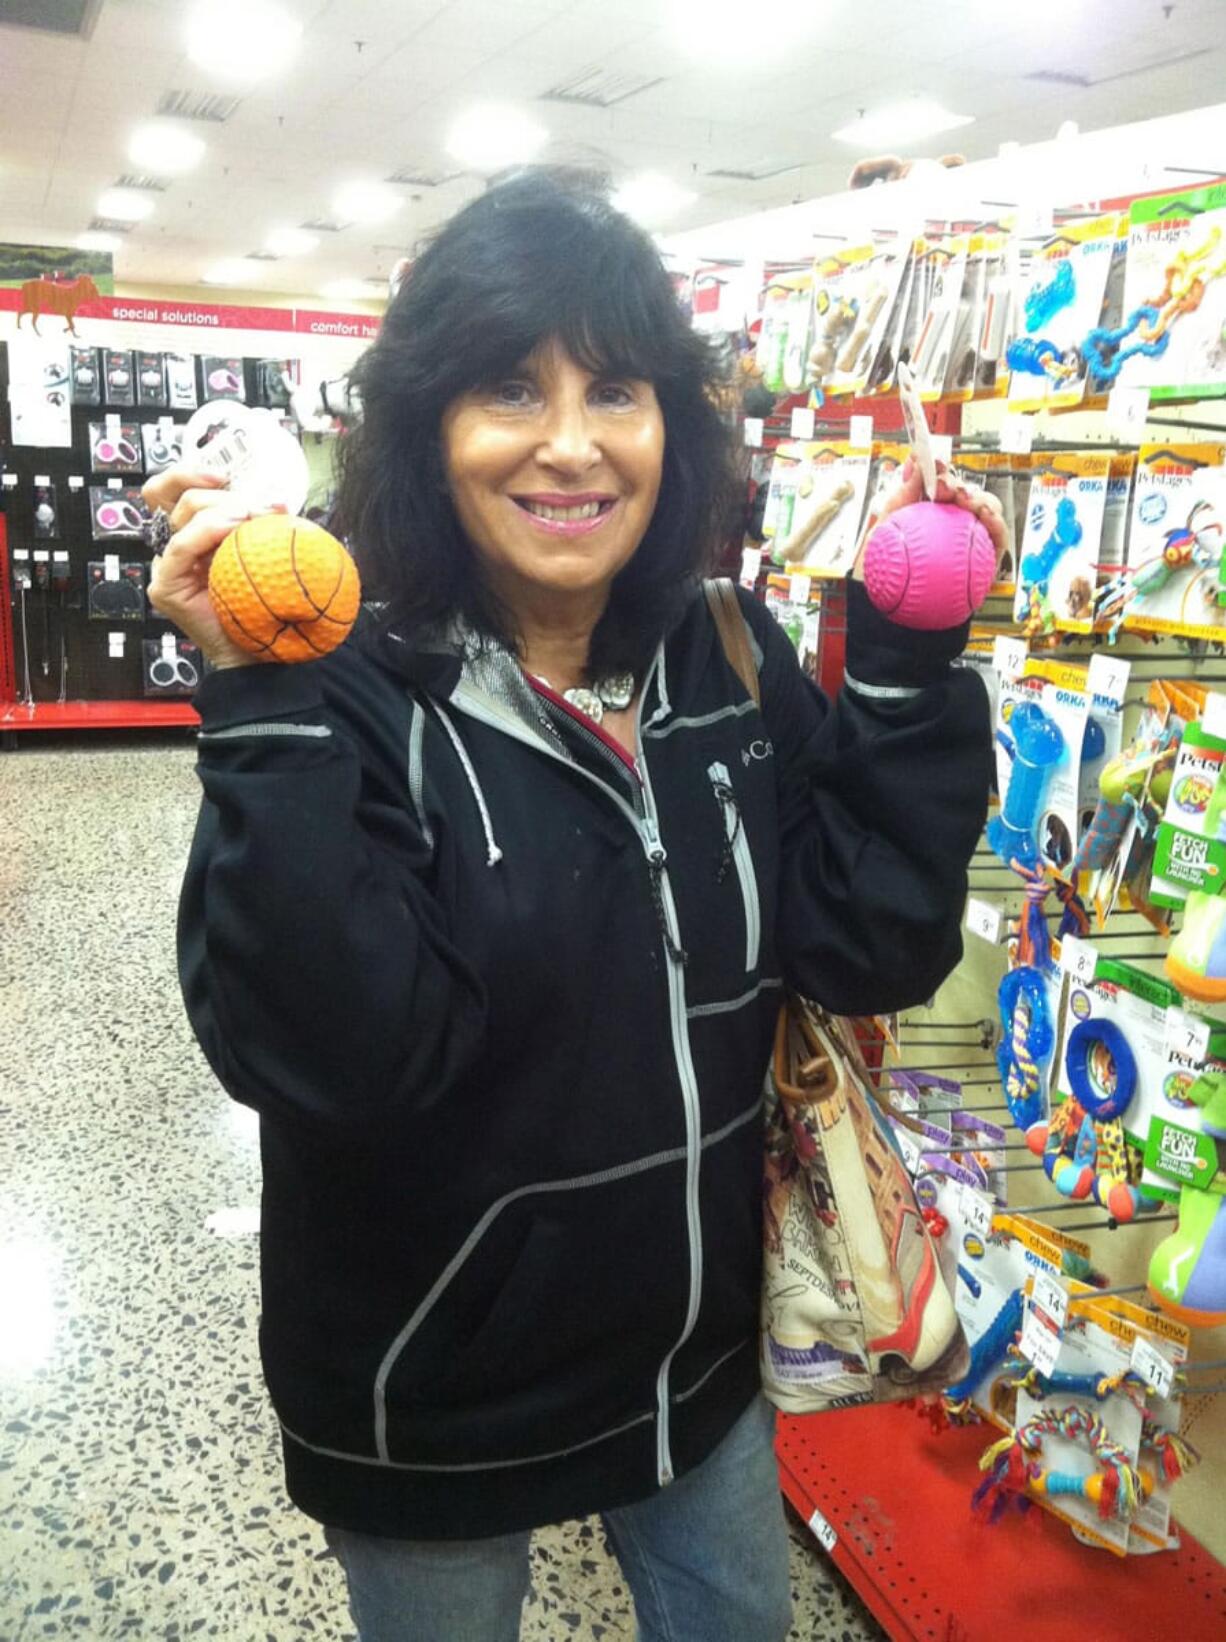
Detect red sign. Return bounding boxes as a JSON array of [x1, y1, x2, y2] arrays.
[[0, 286, 381, 337], [293, 308, 381, 339]]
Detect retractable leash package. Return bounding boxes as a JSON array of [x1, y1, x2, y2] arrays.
[[1013, 453, 1110, 636], [164, 352, 199, 411], [32, 481, 59, 540], [199, 355, 246, 403], [1006, 214, 1124, 413], [136, 350, 167, 409], [142, 635, 201, 697], [1116, 184, 1226, 401], [104, 348, 136, 407], [88, 418, 142, 474], [88, 485, 149, 540], [69, 344, 101, 406], [86, 558, 146, 621], [140, 418, 183, 475]]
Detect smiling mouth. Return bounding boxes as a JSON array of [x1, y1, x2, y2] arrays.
[[512, 497, 617, 523]]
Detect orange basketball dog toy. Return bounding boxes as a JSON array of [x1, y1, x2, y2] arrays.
[[208, 514, 361, 663]]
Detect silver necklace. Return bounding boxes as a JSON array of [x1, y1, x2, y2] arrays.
[[540, 671, 635, 725]]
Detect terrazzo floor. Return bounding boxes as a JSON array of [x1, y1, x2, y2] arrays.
[[0, 733, 887, 1642]]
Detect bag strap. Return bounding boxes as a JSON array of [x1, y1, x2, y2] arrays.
[[703, 578, 761, 709]]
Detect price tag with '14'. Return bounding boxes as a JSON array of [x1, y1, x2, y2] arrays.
[[966, 897, 1002, 944], [1019, 1273, 1068, 1377], [956, 1183, 994, 1239]]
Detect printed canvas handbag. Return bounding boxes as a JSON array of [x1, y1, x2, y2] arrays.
[[703, 579, 970, 1413]]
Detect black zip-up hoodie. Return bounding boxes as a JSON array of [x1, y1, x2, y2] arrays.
[[178, 580, 992, 1540]]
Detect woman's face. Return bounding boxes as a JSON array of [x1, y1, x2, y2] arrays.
[[440, 338, 665, 611]]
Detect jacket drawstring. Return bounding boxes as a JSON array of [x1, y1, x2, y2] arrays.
[[711, 775, 742, 884], [433, 703, 504, 867]]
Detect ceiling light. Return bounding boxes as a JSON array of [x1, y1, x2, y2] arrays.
[[264, 226, 319, 257], [201, 257, 260, 285], [446, 104, 548, 174], [612, 173, 697, 227], [319, 277, 382, 302], [96, 187, 155, 222], [832, 99, 975, 149], [127, 119, 206, 175], [185, 0, 302, 84], [76, 230, 121, 253], [331, 180, 403, 226]]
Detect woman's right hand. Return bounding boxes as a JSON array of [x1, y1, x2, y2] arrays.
[[143, 467, 266, 671]]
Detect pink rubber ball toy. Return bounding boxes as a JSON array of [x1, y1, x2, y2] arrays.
[[862, 500, 996, 630]]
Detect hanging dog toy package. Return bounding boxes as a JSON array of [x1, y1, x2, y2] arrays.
[[1006, 214, 1125, 413]]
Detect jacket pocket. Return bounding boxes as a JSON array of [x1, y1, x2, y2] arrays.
[[708, 761, 761, 972]]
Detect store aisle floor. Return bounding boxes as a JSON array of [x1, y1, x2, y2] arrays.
[[0, 737, 884, 1642]]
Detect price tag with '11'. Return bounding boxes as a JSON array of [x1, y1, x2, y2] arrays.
[[1130, 1335, 1176, 1399], [966, 897, 1002, 944]]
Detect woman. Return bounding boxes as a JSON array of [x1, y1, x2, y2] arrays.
[[148, 169, 999, 1642]]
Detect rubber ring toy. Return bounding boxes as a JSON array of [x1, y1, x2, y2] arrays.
[[1065, 1018, 1137, 1121]]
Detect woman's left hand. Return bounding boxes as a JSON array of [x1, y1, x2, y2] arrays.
[[853, 456, 1009, 580]]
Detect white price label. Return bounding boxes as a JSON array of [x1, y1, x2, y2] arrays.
[[966, 896, 1003, 944], [161, 632, 178, 658], [107, 630, 126, 658], [32, 549, 49, 562], [1166, 1006, 1211, 1063], [743, 417, 765, 448], [1019, 1305, 1062, 1376], [931, 434, 953, 470], [849, 415, 874, 449], [1086, 653, 1131, 707], [1019, 201, 1055, 239], [1, 473, 17, 489], [52, 551, 68, 564], [105, 413, 121, 437], [1060, 934, 1097, 985], [34, 473, 50, 487], [807, 1506, 838, 1552], [104, 554, 120, 581], [107, 477, 123, 491], [1000, 413, 1035, 455], [1033, 1272, 1069, 1329], [1106, 383, 1150, 440], [957, 1183, 994, 1239], [788, 572, 813, 606], [740, 547, 762, 590], [992, 635, 1028, 680], [1130, 1336, 1176, 1399], [1203, 693, 1226, 742], [789, 406, 816, 440], [67, 475, 85, 491]]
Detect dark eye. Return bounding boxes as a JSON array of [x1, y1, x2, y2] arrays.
[[592, 380, 637, 408], [490, 380, 536, 406]]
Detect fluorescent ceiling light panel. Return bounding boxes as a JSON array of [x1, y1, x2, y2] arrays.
[[185, 0, 302, 83], [332, 181, 403, 225], [265, 226, 319, 257], [612, 173, 697, 227], [127, 120, 206, 175], [96, 188, 155, 221], [832, 99, 974, 149], [202, 257, 260, 285], [446, 105, 548, 173], [76, 231, 121, 253]]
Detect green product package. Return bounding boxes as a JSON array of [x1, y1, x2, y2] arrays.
[[1151, 720, 1226, 909], [1143, 1115, 1225, 1196]]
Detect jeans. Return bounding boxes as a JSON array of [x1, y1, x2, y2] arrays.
[[325, 1396, 793, 1642]]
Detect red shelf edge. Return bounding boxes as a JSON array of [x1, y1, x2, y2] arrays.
[[0, 699, 200, 731]]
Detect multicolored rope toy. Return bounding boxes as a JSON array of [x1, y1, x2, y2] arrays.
[[974, 1406, 1144, 1523], [997, 966, 1053, 1134]]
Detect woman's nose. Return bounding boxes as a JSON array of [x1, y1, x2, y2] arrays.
[[536, 401, 600, 472]]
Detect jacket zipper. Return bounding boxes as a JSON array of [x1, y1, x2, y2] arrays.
[[708, 762, 761, 973], [449, 666, 705, 1486]]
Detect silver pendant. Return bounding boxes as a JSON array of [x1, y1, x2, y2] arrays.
[[597, 672, 635, 711], [564, 686, 605, 723]]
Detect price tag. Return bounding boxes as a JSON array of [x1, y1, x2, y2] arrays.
[[1130, 1335, 1176, 1399], [1106, 383, 1150, 440], [957, 1183, 994, 1238], [107, 631, 126, 658], [849, 415, 874, 449], [1203, 692, 1226, 742], [807, 1506, 838, 1552], [789, 406, 816, 440], [992, 635, 1027, 680], [1033, 1272, 1070, 1329], [34, 473, 50, 487], [32, 548, 49, 562], [1087, 653, 1131, 707], [159, 415, 174, 437], [788, 572, 813, 606], [2, 473, 18, 489], [1166, 1006, 1211, 1063], [1000, 413, 1035, 455], [52, 551, 69, 565], [104, 554, 120, 581], [1019, 1272, 1067, 1376], [740, 546, 762, 590], [67, 475, 85, 491], [1060, 934, 1097, 985], [107, 477, 123, 491], [966, 896, 1002, 944], [105, 412, 121, 439], [161, 632, 178, 658], [931, 433, 953, 470], [743, 417, 765, 448], [1019, 201, 1054, 239]]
